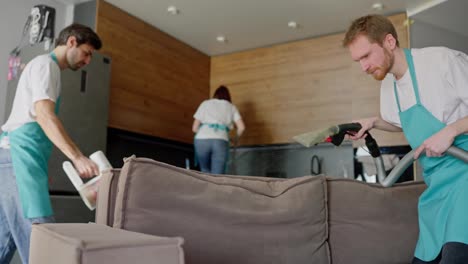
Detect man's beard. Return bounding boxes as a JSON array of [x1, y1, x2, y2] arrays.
[[369, 48, 394, 81], [69, 65, 80, 71], [66, 51, 83, 71]]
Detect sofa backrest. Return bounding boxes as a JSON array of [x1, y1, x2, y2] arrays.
[[327, 178, 426, 264], [107, 156, 330, 264], [95, 157, 427, 264]]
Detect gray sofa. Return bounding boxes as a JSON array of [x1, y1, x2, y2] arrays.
[[31, 156, 426, 264]]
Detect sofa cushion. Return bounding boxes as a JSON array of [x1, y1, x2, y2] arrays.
[[29, 223, 184, 264], [327, 178, 426, 264], [112, 156, 330, 264]]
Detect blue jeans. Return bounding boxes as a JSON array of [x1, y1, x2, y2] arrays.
[[194, 139, 229, 174], [0, 148, 55, 264]]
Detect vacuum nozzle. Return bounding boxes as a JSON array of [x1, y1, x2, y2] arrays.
[[293, 123, 363, 147], [62, 150, 112, 210], [292, 125, 340, 147], [293, 122, 382, 158]]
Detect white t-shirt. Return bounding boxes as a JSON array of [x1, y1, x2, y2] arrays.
[[380, 47, 468, 127], [1, 54, 61, 133], [194, 99, 241, 141]]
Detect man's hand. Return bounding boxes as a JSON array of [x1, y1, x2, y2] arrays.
[[72, 155, 100, 179], [414, 126, 456, 159], [348, 117, 377, 140], [348, 116, 402, 141]]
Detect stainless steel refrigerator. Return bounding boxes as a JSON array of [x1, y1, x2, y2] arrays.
[[3, 41, 111, 224]]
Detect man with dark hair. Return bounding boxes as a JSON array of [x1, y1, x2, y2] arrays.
[[55, 23, 102, 50], [343, 14, 468, 264], [0, 23, 102, 264]]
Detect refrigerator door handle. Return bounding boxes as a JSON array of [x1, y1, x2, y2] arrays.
[[80, 70, 87, 93]]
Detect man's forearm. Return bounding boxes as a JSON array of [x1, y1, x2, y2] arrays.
[[37, 113, 82, 160], [446, 116, 468, 138], [373, 116, 403, 132]]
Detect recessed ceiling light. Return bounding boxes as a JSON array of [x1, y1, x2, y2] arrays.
[[403, 18, 415, 27], [288, 21, 299, 29], [372, 3, 384, 11], [167, 5, 179, 15], [216, 35, 227, 43]]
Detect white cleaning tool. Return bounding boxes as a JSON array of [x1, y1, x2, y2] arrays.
[[62, 150, 112, 210]]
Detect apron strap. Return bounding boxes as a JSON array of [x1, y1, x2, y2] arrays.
[[200, 123, 230, 132], [403, 48, 422, 105], [50, 52, 59, 65], [393, 49, 422, 112], [393, 82, 403, 112]]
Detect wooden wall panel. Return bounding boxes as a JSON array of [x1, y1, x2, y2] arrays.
[[96, 0, 210, 143], [211, 14, 408, 146]]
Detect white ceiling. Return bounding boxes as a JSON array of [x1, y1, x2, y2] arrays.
[[86, 0, 459, 56]]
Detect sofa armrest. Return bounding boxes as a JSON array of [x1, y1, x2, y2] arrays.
[[95, 169, 121, 226], [30, 223, 185, 264]]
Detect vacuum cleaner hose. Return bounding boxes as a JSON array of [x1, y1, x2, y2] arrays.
[[380, 146, 468, 187]]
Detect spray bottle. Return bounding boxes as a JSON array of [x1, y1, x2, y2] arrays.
[[62, 150, 112, 210]]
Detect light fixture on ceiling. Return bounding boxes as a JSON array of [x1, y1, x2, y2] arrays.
[[372, 3, 384, 11], [167, 5, 179, 15], [288, 21, 299, 29], [403, 18, 415, 27], [216, 35, 227, 43]]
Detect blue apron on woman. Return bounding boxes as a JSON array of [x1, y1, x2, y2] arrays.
[[0, 53, 61, 219], [394, 49, 468, 261]]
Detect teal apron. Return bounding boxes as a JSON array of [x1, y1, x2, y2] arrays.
[[194, 123, 230, 171], [0, 52, 61, 218], [394, 49, 468, 261]]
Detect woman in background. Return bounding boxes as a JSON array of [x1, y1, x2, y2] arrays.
[[193, 85, 245, 174]]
